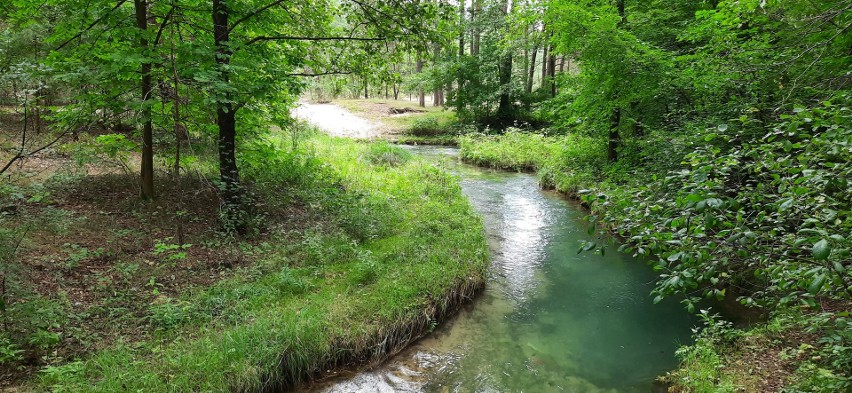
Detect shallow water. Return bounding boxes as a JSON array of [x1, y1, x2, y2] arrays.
[[306, 145, 695, 393]]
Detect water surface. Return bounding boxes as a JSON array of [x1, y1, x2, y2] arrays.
[[307, 145, 694, 393]]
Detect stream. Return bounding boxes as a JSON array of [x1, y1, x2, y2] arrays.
[[306, 145, 695, 393]]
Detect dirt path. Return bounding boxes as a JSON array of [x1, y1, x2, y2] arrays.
[[292, 101, 380, 139]]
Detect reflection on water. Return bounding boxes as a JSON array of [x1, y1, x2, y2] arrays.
[[305, 146, 694, 393]]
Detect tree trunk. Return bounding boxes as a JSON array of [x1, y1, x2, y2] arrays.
[[135, 0, 154, 199], [170, 4, 181, 176], [547, 50, 556, 97], [416, 54, 425, 107], [364, 78, 368, 99], [497, 0, 513, 119], [458, 0, 465, 57], [471, 0, 481, 56], [608, 107, 620, 162], [526, 42, 538, 95], [433, 44, 441, 106], [607, 0, 627, 162], [213, 0, 243, 224], [541, 44, 548, 89]]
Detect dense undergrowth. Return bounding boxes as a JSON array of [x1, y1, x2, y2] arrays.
[[0, 127, 488, 391], [458, 97, 852, 392]]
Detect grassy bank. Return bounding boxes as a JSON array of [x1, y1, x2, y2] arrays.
[[458, 130, 606, 195], [1, 129, 488, 391], [457, 103, 851, 393]]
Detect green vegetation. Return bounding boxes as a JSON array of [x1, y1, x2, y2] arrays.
[[1, 128, 488, 390], [449, 1, 852, 390], [459, 98, 851, 392], [1, 0, 850, 390]]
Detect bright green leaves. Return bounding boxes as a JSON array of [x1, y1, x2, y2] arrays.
[[812, 239, 831, 261], [582, 96, 852, 315]]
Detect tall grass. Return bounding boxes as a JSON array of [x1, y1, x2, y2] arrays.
[[458, 130, 607, 195], [37, 133, 489, 392]]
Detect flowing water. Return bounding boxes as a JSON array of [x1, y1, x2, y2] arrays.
[[306, 145, 695, 393]]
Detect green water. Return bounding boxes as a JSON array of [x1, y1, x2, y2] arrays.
[[309, 146, 695, 393]]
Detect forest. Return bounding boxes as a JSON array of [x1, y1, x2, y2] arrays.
[[0, 0, 850, 392]]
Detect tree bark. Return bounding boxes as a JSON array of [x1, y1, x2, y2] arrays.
[[170, 3, 182, 176], [213, 0, 242, 223], [541, 44, 548, 89], [608, 107, 620, 162], [458, 0, 465, 57], [526, 41, 537, 94], [433, 44, 441, 106], [416, 54, 425, 107], [471, 0, 481, 56], [608, 0, 627, 162], [547, 50, 556, 97], [135, 0, 154, 199]]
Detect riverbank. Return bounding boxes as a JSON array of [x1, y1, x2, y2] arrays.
[[0, 125, 489, 391], [295, 99, 461, 145], [456, 118, 851, 392]]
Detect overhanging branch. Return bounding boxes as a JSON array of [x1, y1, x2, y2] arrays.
[[243, 35, 386, 46], [55, 0, 131, 51]]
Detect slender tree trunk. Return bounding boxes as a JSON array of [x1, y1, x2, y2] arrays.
[[608, 107, 620, 162], [471, 0, 481, 56], [213, 0, 242, 223], [416, 54, 425, 107], [526, 41, 538, 95], [541, 44, 548, 89], [497, 0, 513, 119], [458, 0, 465, 56], [547, 50, 556, 97], [170, 5, 181, 176], [608, 0, 627, 162], [456, 0, 465, 113], [135, 0, 154, 199], [364, 78, 368, 99]]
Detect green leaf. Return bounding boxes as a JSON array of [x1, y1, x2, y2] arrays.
[[811, 239, 831, 260], [807, 274, 825, 295]]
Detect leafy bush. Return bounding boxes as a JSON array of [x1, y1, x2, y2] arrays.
[[589, 101, 851, 310]]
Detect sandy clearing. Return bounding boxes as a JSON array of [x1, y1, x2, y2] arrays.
[[292, 102, 380, 139]]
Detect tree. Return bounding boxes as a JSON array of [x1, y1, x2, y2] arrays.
[[134, 0, 155, 198]]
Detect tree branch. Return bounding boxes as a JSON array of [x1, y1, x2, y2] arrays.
[[229, 0, 288, 31], [286, 71, 353, 77], [243, 35, 386, 46], [55, 0, 131, 51]]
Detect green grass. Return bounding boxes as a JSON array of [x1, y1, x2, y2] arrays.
[[33, 133, 489, 392], [399, 111, 458, 136], [666, 311, 850, 393], [458, 129, 606, 195]]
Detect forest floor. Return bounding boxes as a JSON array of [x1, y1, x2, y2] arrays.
[[0, 109, 489, 391]]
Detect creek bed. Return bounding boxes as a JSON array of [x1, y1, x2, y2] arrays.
[[307, 145, 695, 393]]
